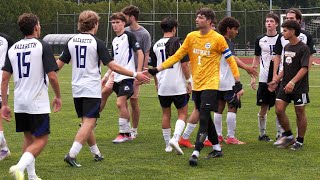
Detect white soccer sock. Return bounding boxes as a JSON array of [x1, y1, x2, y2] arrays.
[[131, 127, 138, 133], [212, 144, 222, 151], [214, 113, 223, 136], [89, 144, 101, 157], [126, 121, 131, 133], [258, 113, 267, 136], [192, 150, 200, 158], [16, 152, 35, 172], [0, 131, 8, 151], [119, 118, 128, 133], [162, 128, 171, 147], [226, 112, 236, 138], [69, 141, 83, 158], [182, 123, 197, 139], [27, 159, 37, 180], [172, 120, 185, 141], [275, 117, 284, 137]]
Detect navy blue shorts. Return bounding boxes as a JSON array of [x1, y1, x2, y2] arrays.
[[15, 113, 50, 137]]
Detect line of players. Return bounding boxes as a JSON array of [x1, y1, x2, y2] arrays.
[[0, 6, 313, 179]]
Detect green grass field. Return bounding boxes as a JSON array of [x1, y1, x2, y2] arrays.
[[1, 65, 320, 180]]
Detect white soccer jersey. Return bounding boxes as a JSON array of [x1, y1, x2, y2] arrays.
[[254, 34, 279, 83], [0, 33, 13, 97], [3, 38, 58, 114], [60, 33, 112, 98], [112, 31, 140, 82], [219, 38, 235, 91], [150, 37, 188, 96]]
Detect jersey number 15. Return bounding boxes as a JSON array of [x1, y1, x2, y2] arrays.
[[17, 51, 31, 78]]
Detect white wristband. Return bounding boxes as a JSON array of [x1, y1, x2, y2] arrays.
[[133, 72, 137, 78], [186, 78, 191, 84]]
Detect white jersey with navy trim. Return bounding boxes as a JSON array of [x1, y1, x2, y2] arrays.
[[3, 38, 58, 114], [151, 37, 188, 96], [112, 31, 140, 82], [59, 33, 112, 98], [0, 33, 14, 97], [219, 38, 236, 91], [254, 34, 279, 83]]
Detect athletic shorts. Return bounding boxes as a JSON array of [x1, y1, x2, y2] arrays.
[[74, 98, 101, 118], [158, 94, 189, 109], [217, 90, 234, 103], [256, 82, 276, 107], [113, 79, 134, 99], [276, 89, 310, 106], [15, 113, 50, 137], [192, 90, 218, 112]]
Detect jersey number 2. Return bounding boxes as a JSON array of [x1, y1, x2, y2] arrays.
[[75, 45, 87, 68], [17, 51, 31, 78]]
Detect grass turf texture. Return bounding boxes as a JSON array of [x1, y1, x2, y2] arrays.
[[1, 65, 320, 179]]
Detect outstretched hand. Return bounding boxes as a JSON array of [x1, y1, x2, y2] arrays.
[[135, 71, 151, 84]]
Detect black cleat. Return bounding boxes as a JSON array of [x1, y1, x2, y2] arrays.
[[94, 154, 104, 161], [189, 155, 198, 167], [258, 134, 273, 142], [205, 150, 223, 159], [64, 153, 81, 167], [290, 142, 303, 151]]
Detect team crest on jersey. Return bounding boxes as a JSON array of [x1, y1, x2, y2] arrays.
[[0, 40, 3, 46], [285, 56, 292, 64], [299, 36, 304, 41], [135, 42, 140, 48], [205, 43, 211, 49]]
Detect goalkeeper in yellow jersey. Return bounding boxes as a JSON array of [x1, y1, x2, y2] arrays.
[[148, 8, 244, 166]]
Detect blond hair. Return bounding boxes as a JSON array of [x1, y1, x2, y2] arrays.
[[78, 10, 100, 32]]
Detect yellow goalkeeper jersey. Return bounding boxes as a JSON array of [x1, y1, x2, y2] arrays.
[[161, 29, 240, 91]]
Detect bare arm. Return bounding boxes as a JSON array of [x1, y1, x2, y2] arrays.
[[1, 71, 11, 121], [143, 50, 150, 69], [56, 59, 66, 70], [250, 56, 260, 90], [235, 56, 258, 78], [136, 49, 144, 72], [181, 62, 190, 80], [47, 71, 62, 112], [272, 55, 281, 79]]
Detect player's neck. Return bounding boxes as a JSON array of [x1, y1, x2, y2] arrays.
[[81, 29, 96, 35], [199, 27, 211, 35], [224, 34, 232, 41], [163, 32, 174, 38], [289, 36, 300, 45], [115, 29, 125, 36], [25, 32, 38, 39], [129, 22, 141, 31], [266, 29, 277, 36]]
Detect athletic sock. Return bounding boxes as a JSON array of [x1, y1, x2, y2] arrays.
[[282, 130, 293, 138], [226, 112, 236, 138], [119, 118, 128, 133], [212, 144, 222, 151], [69, 141, 83, 158], [275, 117, 284, 137], [213, 113, 223, 136], [0, 131, 8, 151], [16, 152, 35, 172], [258, 113, 267, 136], [191, 150, 199, 158], [172, 120, 185, 141], [182, 123, 197, 139], [162, 128, 171, 147], [296, 136, 304, 144], [27, 159, 37, 180], [89, 144, 101, 157]]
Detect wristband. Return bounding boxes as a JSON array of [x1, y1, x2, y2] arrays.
[[133, 72, 137, 78], [186, 78, 191, 84], [233, 82, 243, 93], [148, 68, 159, 76]]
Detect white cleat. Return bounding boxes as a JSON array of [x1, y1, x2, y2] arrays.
[[9, 165, 24, 180], [165, 146, 173, 153], [169, 139, 184, 155]]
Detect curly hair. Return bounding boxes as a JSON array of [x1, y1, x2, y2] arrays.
[[281, 20, 301, 37], [18, 13, 39, 36], [218, 17, 240, 35]]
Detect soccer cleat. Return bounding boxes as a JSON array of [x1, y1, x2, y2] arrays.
[[178, 137, 194, 148], [273, 136, 295, 148], [0, 149, 11, 161], [29, 176, 42, 180], [94, 154, 104, 161], [112, 134, 129, 144], [205, 150, 223, 159], [290, 142, 303, 151], [130, 131, 138, 139], [226, 137, 246, 145], [189, 155, 198, 167], [169, 138, 184, 155], [203, 139, 212, 147], [64, 154, 81, 167], [218, 135, 225, 143], [9, 165, 24, 180], [165, 146, 173, 153], [258, 134, 273, 142]]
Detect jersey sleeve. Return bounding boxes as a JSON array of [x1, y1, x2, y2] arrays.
[[149, 45, 157, 67], [274, 35, 283, 55], [254, 35, 262, 56], [0, 33, 14, 48], [96, 38, 113, 65], [127, 32, 142, 52], [300, 45, 311, 68], [59, 40, 71, 64], [2, 53, 13, 73], [142, 30, 151, 53], [39, 40, 59, 73], [305, 32, 316, 54]]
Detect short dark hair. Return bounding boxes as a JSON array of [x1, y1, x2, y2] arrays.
[[110, 12, 127, 23], [218, 17, 240, 35], [196, 8, 216, 25], [286, 8, 302, 21], [266, 13, 280, 24], [160, 17, 178, 33], [122, 5, 140, 21], [281, 20, 301, 36], [18, 13, 39, 36], [78, 10, 100, 32]]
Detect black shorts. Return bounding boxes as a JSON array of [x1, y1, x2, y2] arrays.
[[113, 79, 134, 99], [192, 90, 218, 112], [15, 113, 50, 137], [217, 90, 234, 103], [74, 98, 100, 118], [158, 94, 189, 109], [256, 82, 276, 107], [276, 89, 310, 105]]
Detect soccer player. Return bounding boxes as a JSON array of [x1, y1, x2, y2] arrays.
[[2, 13, 61, 180], [268, 20, 310, 150], [148, 8, 243, 166], [149, 17, 191, 154], [251, 13, 281, 141], [57, 10, 149, 167], [107, 12, 145, 143], [0, 32, 14, 161], [122, 5, 152, 138]]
